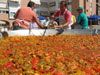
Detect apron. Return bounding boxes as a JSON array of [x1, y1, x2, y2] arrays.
[[58, 10, 72, 29], [14, 19, 39, 29], [58, 15, 66, 25], [30, 22, 38, 29]]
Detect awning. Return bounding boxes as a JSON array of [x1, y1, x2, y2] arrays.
[[31, 0, 41, 5], [0, 8, 8, 11], [9, 0, 20, 1], [88, 15, 100, 21], [9, 0, 20, 3]]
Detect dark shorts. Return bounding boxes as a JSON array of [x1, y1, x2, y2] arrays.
[[13, 26, 22, 30]]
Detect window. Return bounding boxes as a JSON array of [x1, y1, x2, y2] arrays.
[[41, 2, 48, 7], [8, 0, 21, 19], [0, 0, 8, 8], [0, 9, 8, 14], [0, 0, 8, 14], [49, 2, 56, 7]]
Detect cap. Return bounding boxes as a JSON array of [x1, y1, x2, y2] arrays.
[[31, 0, 41, 5], [77, 6, 84, 11]]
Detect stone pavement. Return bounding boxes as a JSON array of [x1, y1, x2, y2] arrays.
[[90, 25, 100, 29]]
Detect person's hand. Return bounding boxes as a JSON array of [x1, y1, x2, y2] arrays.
[[41, 25, 48, 29], [54, 25, 63, 29]]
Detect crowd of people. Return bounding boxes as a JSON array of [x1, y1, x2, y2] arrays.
[[12, 0, 89, 30]]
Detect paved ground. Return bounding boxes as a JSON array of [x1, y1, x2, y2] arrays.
[[90, 25, 100, 29], [74, 24, 100, 29]]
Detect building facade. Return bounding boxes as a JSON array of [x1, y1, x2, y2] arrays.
[[38, 0, 96, 16], [96, 0, 100, 15], [69, 0, 96, 16]]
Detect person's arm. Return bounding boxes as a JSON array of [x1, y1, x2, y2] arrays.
[[55, 22, 69, 28], [63, 11, 72, 27], [77, 15, 82, 24], [51, 10, 59, 20], [34, 17, 44, 28], [32, 12, 45, 28]]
